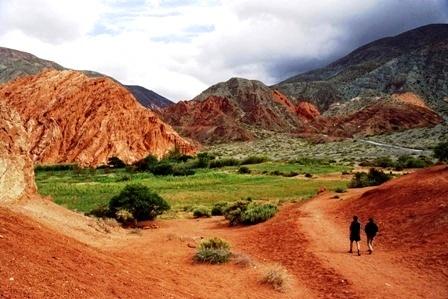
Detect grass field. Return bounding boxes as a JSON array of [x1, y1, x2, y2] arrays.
[[35, 162, 350, 217]]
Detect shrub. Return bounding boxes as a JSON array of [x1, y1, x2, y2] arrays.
[[116, 174, 131, 182], [282, 171, 299, 177], [107, 156, 126, 168], [194, 152, 215, 168], [114, 209, 136, 226], [395, 155, 431, 169], [269, 170, 282, 176], [194, 238, 231, 264], [434, 142, 448, 162], [192, 206, 211, 218], [260, 264, 292, 292], [224, 200, 277, 226], [241, 156, 267, 165], [294, 157, 330, 165], [335, 187, 346, 193], [349, 172, 370, 188], [241, 203, 278, 225], [151, 162, 174, 176], [209, 158, 240, 168], [109, 184, 170, 221], [172, 165, 195, 176], [134, 155, 158, 172], [211, 202, 228, 216], [349, 168, 391, 188], [373, 156, 394, 168], [304, 173, 313, 178], [87, 204, 114, 218], [162, 148, 193, 163], [238, 166, 251, 174]]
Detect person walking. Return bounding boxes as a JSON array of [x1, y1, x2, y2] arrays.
[[349, 216, 361, 256], [365, 218, 379, 254]]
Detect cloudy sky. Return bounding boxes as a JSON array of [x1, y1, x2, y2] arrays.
[[0, 0, 447, 100]]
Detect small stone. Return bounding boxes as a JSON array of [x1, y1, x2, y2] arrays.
[[385, 283, 392, 287], [0, 234, 4, 239], [187, 243, 196, 248], [9, 277, 14, 281]]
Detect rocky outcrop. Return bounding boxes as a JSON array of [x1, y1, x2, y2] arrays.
[[299, 95, 443, 140], [0, 70, 196, 167], [160, 78, 317, 144], [0, 103, 36, 203]]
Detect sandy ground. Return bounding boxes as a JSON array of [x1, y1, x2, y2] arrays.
[[1, 166, 447, 298]]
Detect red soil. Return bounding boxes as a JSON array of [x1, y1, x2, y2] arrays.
[[1, 167, 447, 298]]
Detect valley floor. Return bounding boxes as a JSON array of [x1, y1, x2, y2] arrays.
[[2, 168, 447, 298]]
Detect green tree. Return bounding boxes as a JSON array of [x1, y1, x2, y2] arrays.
[[109, 184, 170, 221]]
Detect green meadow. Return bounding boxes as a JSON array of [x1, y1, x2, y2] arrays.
[[35, 162, 350, 216]]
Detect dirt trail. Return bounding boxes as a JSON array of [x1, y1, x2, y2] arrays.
[[299, 190, 448, 299]]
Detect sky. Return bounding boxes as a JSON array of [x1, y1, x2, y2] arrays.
[[0, 0, 447, 101]]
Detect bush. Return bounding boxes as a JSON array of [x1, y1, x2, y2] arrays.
[[224, 200, 278, 226], [434, 142, 448, 162], [109, 184, 170, 221], [87, 204, 114, 218], [238, 166, 251, 174], [260, 264, 292, 292], [151, 162, 174, 176], [172, 165, 195, 176], [114, 209, 136, 226], [349, 168, 391, 188], [395, 155, 431, 169], [282, 171, 299, 177], [241, 203, 278, 225], [211, 202, 228, 216], [107, 156, 126, 168], [373, 156, 394, 168], [162, 148, 193, 163], [241, 156, 267, 165], [192, 206, 211, 218], [134, 155, 158, 172], [194, 238, 231, 264], [209, 158, 240, 168], [304, 173, 313, 178], [294, 157, 330, 165], [335, 187, 346, 193], [194, 152, 215, 168]]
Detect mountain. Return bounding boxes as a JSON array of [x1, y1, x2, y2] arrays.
[[160, 78, 319, 144], [0, 47, 64, 84], [125, 85, 174, 110], [0, 70, 196, 167], [0, 46, 170, 110], [275, 24, 448, 116]]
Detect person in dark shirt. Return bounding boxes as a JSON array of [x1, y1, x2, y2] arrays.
[[349, 216, 361, 256], [365, 218, 379, 254]]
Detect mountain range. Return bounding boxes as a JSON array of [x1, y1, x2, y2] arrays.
[[1, 23, 447, 164]]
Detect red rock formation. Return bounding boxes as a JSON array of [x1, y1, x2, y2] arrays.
[[300, 98, 443, 140], [0, 103, 36, 203], [296, 101, 321, 121], [160, 79, 312, 144], [0, 70, 196, 167]]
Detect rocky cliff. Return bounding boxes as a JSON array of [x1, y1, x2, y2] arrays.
[[0, 70, 196, 166], [0, 103, 36, 203]]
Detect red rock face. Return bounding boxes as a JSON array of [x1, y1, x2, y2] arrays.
[[0, 103, 36, 202], [159, 79, 316, 144], [295, 101, 321, 121], [300, 98, 443, 140], [0, 70, 196, 167]]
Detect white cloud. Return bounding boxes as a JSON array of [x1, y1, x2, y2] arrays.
[[0, 0, 447, 100]]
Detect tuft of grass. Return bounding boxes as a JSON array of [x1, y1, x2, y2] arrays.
[[194, 237, 231, 264], [232, 253, 253, 267], [260, 263, 292, 292]]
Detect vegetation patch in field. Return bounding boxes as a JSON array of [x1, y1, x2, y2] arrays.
[[194, 237, 231, 264]]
